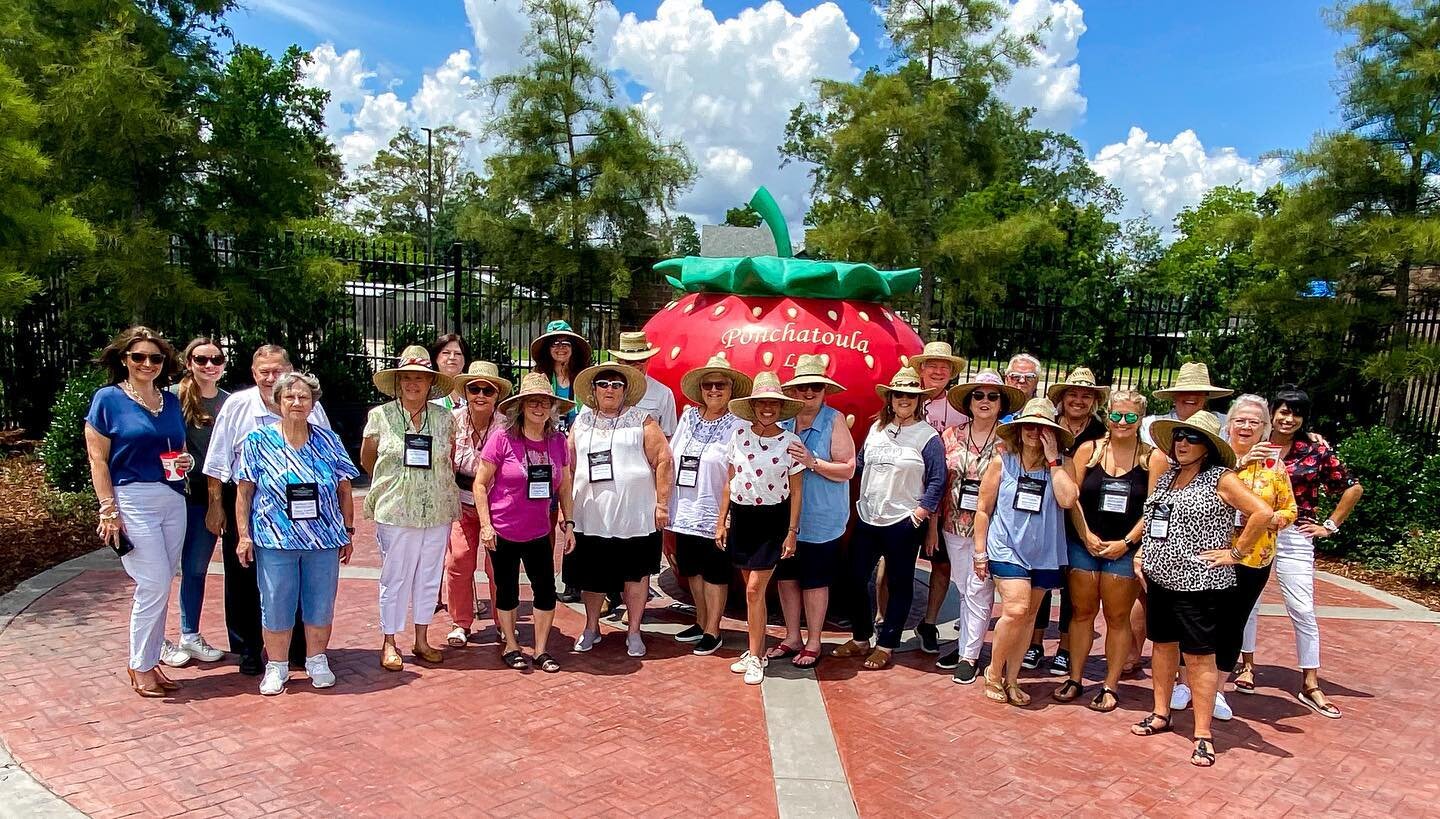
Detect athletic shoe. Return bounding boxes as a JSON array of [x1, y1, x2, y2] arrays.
[[1213, 691, 1233, 721], [239, 654, 264, 676], [259, 662, 288, 696], [1022, 645, 1044, 670], [1049, 650, 1071, 676], [178, 634, 225, 663], [675, 624, 705, 643], [730, 651, 752, 673], [305, 654, 336, 689], [1171, 683, 1193, 710], [626, 634, 647, 658], [557, 586, 580, 604], [574, 630, 602, 652], [693, 634, 722, 656], [159, 640, 192, 669], [743, 654, 767, 685], [916, 622, 940, 654], [935, 649, 960, 670], [952, 659, 979, 685]]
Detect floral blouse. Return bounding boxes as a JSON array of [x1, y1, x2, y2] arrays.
[[363, 401, 460, 528], [1282, 438, 1356, 524], [1233, 461, 1297, 568], [941, 422, 1002, 538]]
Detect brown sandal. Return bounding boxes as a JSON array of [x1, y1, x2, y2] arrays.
[[1052, 679, 1083, 702], [862, 647, 893, 670], [1004, 682, 1031, 707], [832, 640, 870, 659], [127, 668, 166, 698], [982, 672, 1008, 703]]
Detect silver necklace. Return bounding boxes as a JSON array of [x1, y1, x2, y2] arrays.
[[121, 380, 163, 417]]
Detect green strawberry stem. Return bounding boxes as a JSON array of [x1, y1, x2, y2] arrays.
[[655, 256, 921, 302]]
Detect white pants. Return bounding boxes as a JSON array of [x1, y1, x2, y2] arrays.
[[115, 483, 187, 671], [377, 522, 450, 634], [1242, 526, 1321, 668], [943, 532, 995, 662]]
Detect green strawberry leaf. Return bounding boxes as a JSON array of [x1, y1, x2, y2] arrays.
[[655, 256, 921, 301]]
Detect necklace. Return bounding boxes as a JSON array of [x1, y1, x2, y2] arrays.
[[121, 380, 163, 417]]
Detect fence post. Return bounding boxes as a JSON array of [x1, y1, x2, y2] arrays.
[[450, 242, 464, 334]]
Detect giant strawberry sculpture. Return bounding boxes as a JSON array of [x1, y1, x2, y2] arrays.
[[642, 189, 924, 446]]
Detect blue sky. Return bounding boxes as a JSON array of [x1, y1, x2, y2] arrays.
[[224, 0, 1349, 229]]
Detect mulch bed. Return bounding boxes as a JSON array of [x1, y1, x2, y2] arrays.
[[0, 455, 101, 597], [1317, 555, 1440, 612]]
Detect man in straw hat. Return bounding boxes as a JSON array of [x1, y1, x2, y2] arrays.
[[603, 330, 677, 437], [1140, 361, 1232, 447]]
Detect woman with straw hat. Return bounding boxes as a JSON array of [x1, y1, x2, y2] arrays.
[[909, 340, 968, 657], [531, 319, 592, 434], [667, 355, 750, 656], [443, 361, 513, 648], [774, 355, 857, 670], [472, 372, 575, 672], [717, 371, 806, 685], [360, 346, 460, 671], [932, 369, 1024, 682], [567, 361, 673, 658], [971, 397, 1078, 706], [832, 367, 947, 671], [1129, 411, 1271, 767], [1140, 362, 1232, 447]]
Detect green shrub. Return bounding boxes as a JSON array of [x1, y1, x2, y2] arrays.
[[38, 367, 108, 492], [307, 326, 377, 407], [468, 326, 519, 384], [387, 322, 436, 355], [1395, 529, 1440, 584], [1328, 426, 1424, 566]]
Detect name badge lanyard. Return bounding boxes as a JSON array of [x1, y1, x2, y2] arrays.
[[585, 411, 618, 483], [524, 437, 553, 500], [675, 427, 708, 488], [401, 402, 433, 469], [958, 425, 996, 512], [1013, 471, 1047, 514]]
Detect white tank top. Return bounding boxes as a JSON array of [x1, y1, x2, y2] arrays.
[[572, 406, 657, 538]]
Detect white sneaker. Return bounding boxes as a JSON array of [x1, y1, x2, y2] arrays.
[[159, 640, 191, 669], [730, 651, 752, 673], [743, 654, 767, 685], [179, 633, 225, 663], [574, 630, 602, 652], [259, 662, 288, 696], [1170, 683, 1193, 710], [626, 634, 647, 658], [305, 654, 336, 689], [1213, 691, 1233, 721]]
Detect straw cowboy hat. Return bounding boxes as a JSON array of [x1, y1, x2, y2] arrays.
[[607, 330, 661, 362], [498, 371, 576, 414], [1154, 362, 1233, 399], [1151, 410, 1236, 469], [781, 353, 845, 394], [680, 354, 753, 405], [374, 345, 454, 399], [451, 360, 514, 402], [729, 371, 804, 422], [997, 397, 1076, 452], [874, 366, 936, 399], [574, 362, 647, 408], [529, 320, 593, 369], [908, 340, 966, 373], [947, 368, 1026, 415], [1046, 366, 1111, 405]]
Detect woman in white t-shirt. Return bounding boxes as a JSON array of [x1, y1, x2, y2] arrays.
[[716, 371, 805, 685]]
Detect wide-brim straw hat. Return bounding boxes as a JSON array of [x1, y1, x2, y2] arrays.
[[374, 345, 454, 399], [781, 353, 845, 394], [574, 362, 646, 408], [680, 354, 753, 405], [1152, 410, 1236, 469], [1154, 361, 1233, 399], [451, 360, 513, 402], [608, 330, 661, 362], [729, 371, 804, 422], [1046, 366, 1111, 405], [529, 320, 593, 370], [908, 341, 966, 373], [874, 366, 937, 399], [498, 371, 576, 414], [996, 397, 1076, 452], [947, 368, 1026, 415]]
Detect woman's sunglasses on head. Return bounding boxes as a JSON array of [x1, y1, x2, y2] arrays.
[[126, 352, 166, 365], [1108, 411, 1140, 424]]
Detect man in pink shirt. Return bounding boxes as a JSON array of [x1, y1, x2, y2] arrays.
[[909, 341, 967, 656]]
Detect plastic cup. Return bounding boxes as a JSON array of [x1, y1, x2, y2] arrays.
[[160, 450, 188, 482]]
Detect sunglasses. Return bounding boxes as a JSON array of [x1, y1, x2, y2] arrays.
[[1108, 411, 1140, 424], [1172, 429, 1207, 445], [465, 383, 498, 396], [1007, 373, 1039, 382], [792, 384, 824, 393], [126, 352, 166, 366], [970, 390, 1002, 402], [593, 379, 627, 390], [700, 381, 730, 391], [190, 354, 226, 366], [550, 341, 573, 348]]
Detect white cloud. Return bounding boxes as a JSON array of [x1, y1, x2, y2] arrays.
[[997, 0, 1087, 130], [1089, 127, 1283, 230], [462, 0, 530, 76], [303, 43, 374, 140]]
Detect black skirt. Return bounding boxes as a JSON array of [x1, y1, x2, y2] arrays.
[[726, 499, 791, 570]]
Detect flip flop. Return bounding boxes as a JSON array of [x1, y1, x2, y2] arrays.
[[792, 649, 821, 669], [766, 642, 801, 661]]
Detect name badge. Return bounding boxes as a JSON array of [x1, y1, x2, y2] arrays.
[[527, 463, 553, 500], [1100, 478, 1131, 514], [1013, 476, 1045, 513], [404, 433, 433, 469], [959, 479, 981, 511], [588, 450, 614, 483], [1148, 504, 1172, 541], [286, 482, 319, 521], [1233, 507, 1245, 529], [676, 454, 700, 488]]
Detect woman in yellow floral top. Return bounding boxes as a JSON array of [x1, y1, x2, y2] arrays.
[[360, 345, 460, 671]]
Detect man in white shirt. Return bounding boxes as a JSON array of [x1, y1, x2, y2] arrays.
[[1140, 361, 1232, 447], [602, 331, 677, 437], [202, 345, 332, 675], [908, 340, 968, 655]]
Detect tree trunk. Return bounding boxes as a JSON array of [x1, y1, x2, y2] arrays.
[[1384, 258, 1411, 428]]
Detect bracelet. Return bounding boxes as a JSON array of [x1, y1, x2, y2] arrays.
[[972, 553, 989, 563], [98, 510, 120, 521], [1229, 547, 1245, 561], [788, 526, 800, 534]]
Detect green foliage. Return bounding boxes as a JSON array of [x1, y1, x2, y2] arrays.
[[349, 126, 480, 248], [667, 215, 701, 257], [1395, 529, 1440, 584], [38, 367, 107, 493], [469, 327, 520, 385], [724, 205, 761, 228], [307, 326, 377, 408], [388, 322, 437, 355], [1326, 426, 1431, 565]]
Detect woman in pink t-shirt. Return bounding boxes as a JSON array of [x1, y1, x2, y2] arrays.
[[472, 373, 575, 673]]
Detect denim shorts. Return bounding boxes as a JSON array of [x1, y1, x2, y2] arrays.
[[255, 547, 342, 630], [1066, 536, 1138, 578], [989, 560, 1063, 590]]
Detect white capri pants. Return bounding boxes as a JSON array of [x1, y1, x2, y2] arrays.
[[1242, 526, 1321, 669], [115, 483, 187, 671], [943, 532, 995, 662], [377, 522, 451, 634]]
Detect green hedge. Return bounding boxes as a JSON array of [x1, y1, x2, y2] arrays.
[[38, 368, 108, 493], [1327, 426, 1440, 567], [1396, 529, 1440, 584]]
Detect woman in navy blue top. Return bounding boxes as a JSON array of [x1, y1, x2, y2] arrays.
[[84, 326, 190, 698]]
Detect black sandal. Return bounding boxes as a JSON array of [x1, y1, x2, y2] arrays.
[[1130, 712, 1172, 736], [534, 653, 560, 673], [1190, 737, 1216, 767], [502, 650, 529, 670], [1088, 687, 1119, 713], [1052, 679, 1084, 702]]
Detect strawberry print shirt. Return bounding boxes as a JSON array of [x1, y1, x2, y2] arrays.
[[726, 426, 806, 506]]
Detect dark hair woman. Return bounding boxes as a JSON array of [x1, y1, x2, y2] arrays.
[[430, 333, 471, 411]]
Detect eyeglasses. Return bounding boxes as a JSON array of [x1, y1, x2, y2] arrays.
[[1108, 411, 1140, 424], [465, 383, 497, 396], [1006, 373, 1039, 382], [793, 384, 824, 394], [593, 379, 627, 390], [970, 390, 1002, 402], [190, 354, 225, 366], [551, 341, 573, 348], [126, 352, 166, 365], [1172, 429, 1207, 445], [700, 381, 730, 391]]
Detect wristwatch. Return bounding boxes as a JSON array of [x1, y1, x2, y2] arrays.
[[1322, 518, 1339, 534], [1047, 457, 1063, 468], [561, 520, 576, 530]]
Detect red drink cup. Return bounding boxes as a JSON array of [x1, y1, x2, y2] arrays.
[[160, 450, 188, 482]]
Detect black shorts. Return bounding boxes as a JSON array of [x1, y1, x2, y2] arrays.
[[1144, 579, 1228, 656], [775, 537, 842, 590], [726, 500, 790, 570], [672, 531, 732, 585], [564, 531, 662, 593]]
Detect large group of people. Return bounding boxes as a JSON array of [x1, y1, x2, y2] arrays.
[[85, 322, 1365, 766]]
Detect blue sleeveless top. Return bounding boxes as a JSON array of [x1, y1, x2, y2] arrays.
[[986, 453, 1067, 571], [783, 405, 850, 542]]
